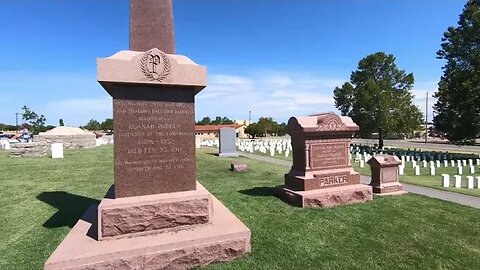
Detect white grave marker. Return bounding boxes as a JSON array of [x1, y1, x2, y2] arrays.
[[467, 176, 474, 189], [442, 174, 449, 187], [454, 175, 462, 188], [414, 166, 420, 176], [51, 143, 64, 159]]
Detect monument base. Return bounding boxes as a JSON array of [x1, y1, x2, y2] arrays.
[[98, 184, 213, 240], [371, 182, 407, 196], [218, 152, 239, 157], [276, 184, 373, 208], [44, 184, 251, 270]]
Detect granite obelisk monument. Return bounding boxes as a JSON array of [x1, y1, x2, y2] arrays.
[[44, 1, 250, 269]]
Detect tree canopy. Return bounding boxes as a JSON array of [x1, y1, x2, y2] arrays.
[[433, 0, 480, 145], [196, 116, 234, 125], [21, 106, 46, 135], [333, 52, 423, 148], [244, 117, 286, 138]]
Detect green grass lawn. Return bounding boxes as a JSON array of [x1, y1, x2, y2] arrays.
[[1, 146, 480, 269]]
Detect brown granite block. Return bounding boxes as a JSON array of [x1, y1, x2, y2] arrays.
[[277, 184, 373, 208], [98, 184, 212, 240], [130, 0, 175, 53], [368, 155, 407, 195]]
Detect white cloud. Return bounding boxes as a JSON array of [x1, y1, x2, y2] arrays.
[[195, 72, 344, 122]]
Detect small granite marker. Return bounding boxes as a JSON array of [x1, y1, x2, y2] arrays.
[[368, 155, 406, 195], [276, 112, 373, 208], [218, 127, 239, 157]]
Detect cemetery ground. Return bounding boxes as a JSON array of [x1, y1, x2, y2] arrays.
[[234, 143, 480, 198], [1, 146, 480, 269]]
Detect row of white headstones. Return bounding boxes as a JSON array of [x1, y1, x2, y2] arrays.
[[201, 138, 294, 157], [354, 152, 480, 189]]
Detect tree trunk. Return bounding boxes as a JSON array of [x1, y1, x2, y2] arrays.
[[378, 129, 384, 149]]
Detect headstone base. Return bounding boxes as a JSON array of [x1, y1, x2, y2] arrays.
[[218, 152, 239, 157], [276, 184, 373, 208], [98, 184, 212, 240], [371, 182, 406, 195], [44, 183, 251, 270]]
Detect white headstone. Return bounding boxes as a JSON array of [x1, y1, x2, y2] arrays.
[[457, 166, 463, 175], [4, 141, 10, 150], [430, 166, 436, 176], [422, 160, 428, 168], [444, 160, 449, 167], [468, 159, 473, 166], [451, 160, 455, 167], [476, 176, 480, 189], [414, 166, 420, 176], [467, 176, 474, 189], [476, 159, 480, 166], [454, 175, 462, 188], [399, 165, 405, 175], [360, 160, 365, 168], [435, 160, 441, 168], [442, 174, 450, 187], [462, 160, 467, 166], [470, 166, 475, 174], [51, 143, 64, 159], [412, 160, 417, 168]]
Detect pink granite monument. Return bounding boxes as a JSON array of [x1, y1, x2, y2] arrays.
[[277, 112, 373, 208], [368, 155, 407, 195], [44, 1, 250, 269]]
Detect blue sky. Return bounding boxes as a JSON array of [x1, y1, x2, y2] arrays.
[[0, 0, 466, 126]]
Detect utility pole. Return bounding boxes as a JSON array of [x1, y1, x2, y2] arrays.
[[425, 91, 428, 143], [248, 110, 251, 125], [15, 112, 20, 130]]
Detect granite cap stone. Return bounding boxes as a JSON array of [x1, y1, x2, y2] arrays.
[[97, 48, 207, 94], [287, 112, 359, 136], [368, 155, 401, 167]]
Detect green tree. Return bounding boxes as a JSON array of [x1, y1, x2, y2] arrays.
[[101, 118, 114, 131], [333, 52, 423, 148], [21, 106, 46, 135], [433, 0, 480, 145], [196, 116, 211, 125], [59, 119, 64, 126], [244, 123, 263, 138], [84, 119, 101, 131], [210, 116, 234, 125]]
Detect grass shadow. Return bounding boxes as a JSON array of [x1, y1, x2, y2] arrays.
[[37, 191, 100, 229], [239, 186, 276, 197]]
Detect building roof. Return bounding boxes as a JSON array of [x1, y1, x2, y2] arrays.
[[195, 124, 243, 133]]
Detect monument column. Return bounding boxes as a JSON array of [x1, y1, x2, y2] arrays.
[[44, 1, 250, 269], [130, 0, 175, 53]]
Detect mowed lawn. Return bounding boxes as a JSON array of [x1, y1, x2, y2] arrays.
[[0, 146, 479, 269]]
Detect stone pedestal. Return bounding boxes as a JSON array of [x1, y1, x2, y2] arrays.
[[368, 155, 407, 195], [44, 49, 250, 270], [277, 112, 372, 208], [44, 183, 250, 270]]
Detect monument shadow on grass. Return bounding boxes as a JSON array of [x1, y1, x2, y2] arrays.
[[239, 186, 276, 197], [37, 191, 100, 229]]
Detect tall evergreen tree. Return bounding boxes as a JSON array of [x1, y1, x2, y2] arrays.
[[334, 52, 423, 148], [434, 0, 480, 145]]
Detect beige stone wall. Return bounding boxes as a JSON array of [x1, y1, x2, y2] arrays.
[[36, 135, 96, 149], [9, 142, 48, 157]]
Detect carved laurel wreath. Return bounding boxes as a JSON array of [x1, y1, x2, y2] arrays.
[[140, 50, 171, 82], [316, 119, 348, 131]]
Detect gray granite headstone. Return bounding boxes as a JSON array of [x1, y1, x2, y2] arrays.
[[219, 128, 238, 157]]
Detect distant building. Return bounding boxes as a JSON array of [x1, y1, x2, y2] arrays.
[[195, 124, 247, 139]]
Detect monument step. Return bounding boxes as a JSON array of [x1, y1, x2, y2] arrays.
[[44, 184, 251, 270]]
